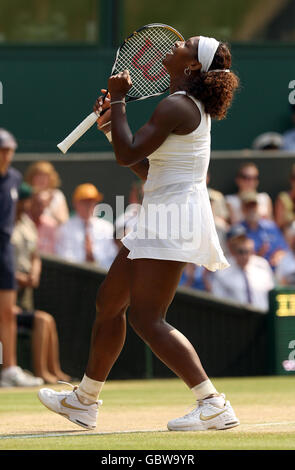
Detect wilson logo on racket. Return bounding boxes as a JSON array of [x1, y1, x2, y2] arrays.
[[57, 24, 184, 154], [132, 39, 167, 82]]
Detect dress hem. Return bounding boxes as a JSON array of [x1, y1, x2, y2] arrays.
[[122, 238, 230, 272]]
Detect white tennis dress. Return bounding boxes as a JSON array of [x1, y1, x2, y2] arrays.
[[122, 91, 229, 272]]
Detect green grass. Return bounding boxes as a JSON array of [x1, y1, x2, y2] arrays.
[[2, 431, 295, 451], [0, 376, 295, 450]]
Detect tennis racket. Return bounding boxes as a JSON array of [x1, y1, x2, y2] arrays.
[[57, 23, 184, 154]]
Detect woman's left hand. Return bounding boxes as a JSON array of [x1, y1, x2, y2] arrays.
[[108, 70, 132, 99]]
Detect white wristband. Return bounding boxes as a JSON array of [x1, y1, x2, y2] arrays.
[[99, 120, 111, 129], [110, 100, 126, 106], [105, 131, 112, 143]]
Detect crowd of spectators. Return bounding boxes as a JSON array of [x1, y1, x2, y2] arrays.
[[181, 158, 295, 312], [1, 112, 295, 385], [180, 105, 295, 312]]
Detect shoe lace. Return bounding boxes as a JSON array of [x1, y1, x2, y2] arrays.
[[57, 380, 78, 393], [58, 380, 102, 406], [180, 394, 227, 420], [181, 401, 201, 418]]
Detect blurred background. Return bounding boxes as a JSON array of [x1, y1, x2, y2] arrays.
[[0, 0, 295, 153], [1, 0, 295, 206]]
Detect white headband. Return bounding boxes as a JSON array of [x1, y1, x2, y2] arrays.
[[198, 36, 220, 72], [209, 69, 230, 73]]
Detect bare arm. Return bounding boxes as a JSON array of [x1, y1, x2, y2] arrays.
[[107, 70, 199, 167], [110, 99, 180, 166], [95, 101, 150, 181], [96, 90, 182, 168], [274, 195, 288, 229], [15, 252, 41, 288], [30, 252, 42, 288]]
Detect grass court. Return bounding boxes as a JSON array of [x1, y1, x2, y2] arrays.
[[0, 376, 294, 450]]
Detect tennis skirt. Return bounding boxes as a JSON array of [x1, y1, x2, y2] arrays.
[[0, 238, 16, 290], [122, 181, 229, 272]]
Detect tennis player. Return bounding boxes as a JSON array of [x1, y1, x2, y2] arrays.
[[39, 36, 240, 431]]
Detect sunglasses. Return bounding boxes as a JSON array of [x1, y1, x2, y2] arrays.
[[238, 174, 259, 181], [235, 248, 252, 255]]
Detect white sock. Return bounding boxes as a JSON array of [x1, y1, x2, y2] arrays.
[[191, 379, 218, 400], [76, 374, 105, 404]]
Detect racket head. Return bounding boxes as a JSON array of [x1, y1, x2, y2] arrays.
[[112, 24, 184, 102]]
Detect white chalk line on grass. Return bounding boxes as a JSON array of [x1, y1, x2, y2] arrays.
[[1, 421, 295, 440], [0, 429, 167, 440]]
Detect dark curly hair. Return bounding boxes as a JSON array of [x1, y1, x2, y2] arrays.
[[185, 42, 239, 120]]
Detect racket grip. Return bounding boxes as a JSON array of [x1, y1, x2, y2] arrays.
[[57, 112, 98, 154]]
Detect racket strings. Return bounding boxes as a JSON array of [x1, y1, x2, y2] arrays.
[[122, 28, 172, 94], [114, 27, 182, 99]]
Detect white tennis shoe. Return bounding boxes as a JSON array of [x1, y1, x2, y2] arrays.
[[167, 394, 239, 431], [0, 366, 44, 387], [38, 383, 102, 430]]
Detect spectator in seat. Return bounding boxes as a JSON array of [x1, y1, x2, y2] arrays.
[[25, 161, 69, 225], [236, 191, 288, 270], [252, 132, 283, 151], [55, 183, 118, 269], [225, 162, 273, 225], [11, 182, 71, 384], [29, 189, 58, 255], [179, 264, 211, 292], [211, 228, 274, 312]]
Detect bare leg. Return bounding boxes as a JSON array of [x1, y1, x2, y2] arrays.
[[85, 246, 131, 381], [46, 314, 70, 382], [32, 311, 57, 384], [84, 246, 208, 388], [128, 259, 208, 388], [0, 290, 17, 368]]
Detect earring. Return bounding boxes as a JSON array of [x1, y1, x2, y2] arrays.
[[184, 67, 191, 76]]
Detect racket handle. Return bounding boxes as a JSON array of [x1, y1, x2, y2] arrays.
[[57, 112, 98, 154]]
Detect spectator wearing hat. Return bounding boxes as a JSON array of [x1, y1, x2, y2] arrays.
[[252, 132, 283, 151], [236, 191, 288, 269], [11, 183, 71, 384], [0, 129, 43, 387], [225, 162, 273, 225], [274, 163, 295, 233], [210, 232, 275, 312], [55, 183, 118, 269], [282, 105, 295, 151]]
